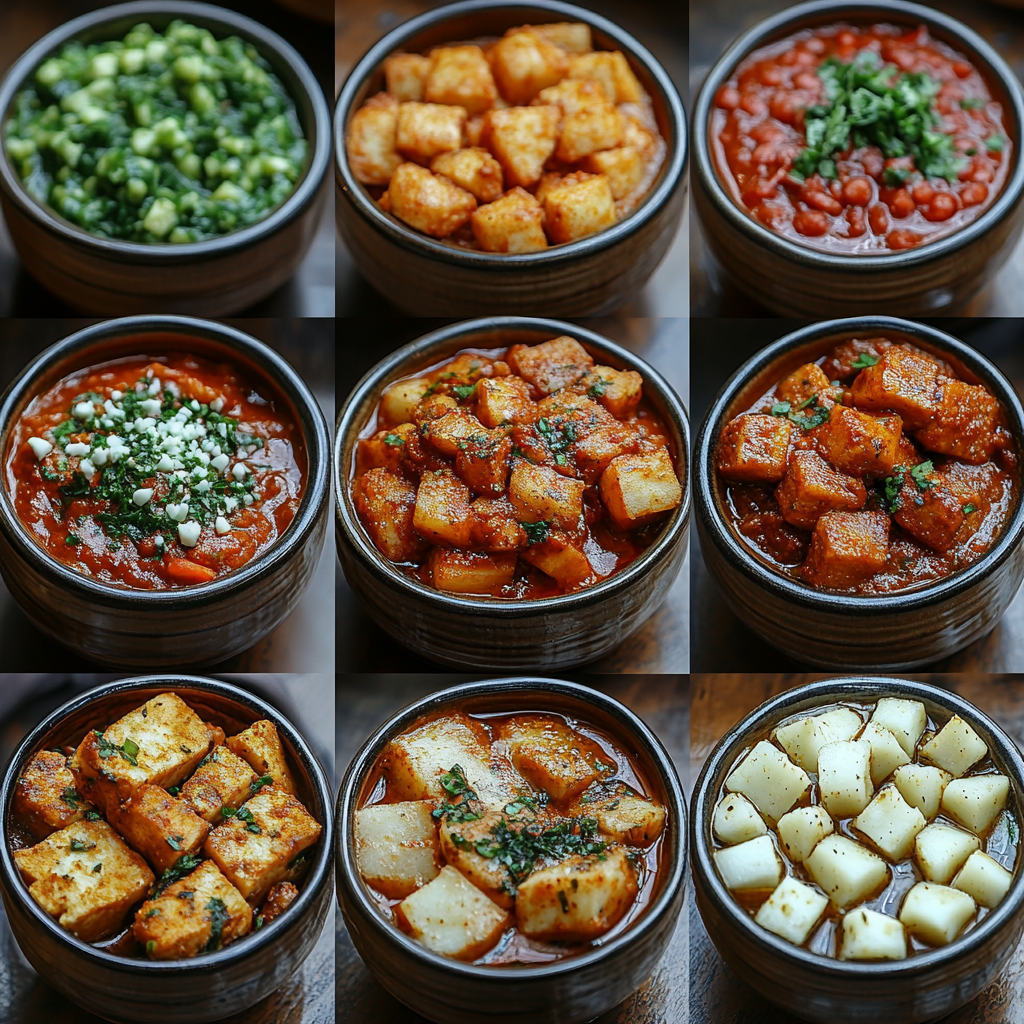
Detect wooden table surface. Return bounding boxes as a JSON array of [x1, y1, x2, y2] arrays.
[[690, 0, 1024, 318], [334, 317, 690, 672], [0, 319, 336, 674], [689, 672, 1024, 1024], [335, 672, 689, 1024]]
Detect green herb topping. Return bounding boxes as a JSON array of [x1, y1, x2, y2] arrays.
[[61, 787, 79, 810], [521, 520, 550, 545], [431, 764, 484, 824], [850, 353, 880, 369], [150, 851, 202, 897], [202, 896, 229, 953]]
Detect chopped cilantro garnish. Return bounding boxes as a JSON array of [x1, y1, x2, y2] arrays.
[[145, 940, 157, 956], [521, 520, 550, 545], [150, 852, 202, 897], [250, 774, 274, 795], [235, 807, 261, 834], [557, 890, 570, 913], [431, 764, 484, 824], [69, 838, 96, 852], [202, 897, 229, 953], [166, 835, 183, 851], [453, 384, 476, 400], [587, 377, 609, 398], [851, 353, 880, 369], [960, 98, 985, 109], [84, 810, 101, 821], [963, 503, 978, 515], [61, 787, 79, 810], [986, 135, 1005, 152], [383, 433, 404, 447], [910, 461, 936, 490]]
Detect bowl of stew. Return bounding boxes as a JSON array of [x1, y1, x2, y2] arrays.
[[0, 674, 334, 1023], [695, 316, 1024, 669], [335, 0, 686, 316], [337, 676, 686, 1024], [692, 0, 1024, 316], [0, 0, 331, 316], [691, 676, 1024, 1023], [0, 315, 330, 668], [334, 316, 690, 669]]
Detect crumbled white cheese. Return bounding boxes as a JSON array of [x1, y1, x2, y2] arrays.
[[27, 437, 52, 460], [79, 458, 96, 480], [73, 401, 94, 420], [156, 454, 174, 472], [166, 502, 189, 523], [210, 397, 224, 413], [140, 398, 162, 417], [210, 453, 229, 472], [66, 442, 91, 457], [178, 521, 202, 547], [147, 379, 161, 397], [132, 488, 154, 506], [232, 463, 247, 481], [110, 390, 123, 402], [215, 516, 230, 535]]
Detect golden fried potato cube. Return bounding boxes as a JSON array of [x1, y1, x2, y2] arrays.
[[520, 532, 594, 588], [716, 414, 792, 483], [414, 468, 474, 546], [490, 31, 570, 105], [476, 375, 536, 427], [556, 101, 624, 163], [454, 432, 513, 495], [179, 746, 260, 823], [429, 548, 518, 594], [395, 102, 466, 163], [850, 347, 943, 430], [15, 750, 93, 838], [509, 462, 585, 529], [776, 362, 835, 408], [108, 784, 210, 874], [774, 450, 867, 530], [516, 849, 637, 941], [346, 92, 402, 185], [355, 800, 440, 899], [586, 793, 667, 846], [583, 145, 645, 199], [483, 106, 560, 188], [380, 378, 431, 425], [204, 787, 321, 903], [425, 45, 497, 114], [583, 365, 643, 418], [535, 390, 617, 438], [423, 410, 489, 457], [413, 393, 459, 426], [356, 425, 416, 476], [430, 147, 504, 202], [439, 812, 515, 908], [226, 720, 298, 797], [623, 116, 660, 160], [803, 511, 890, 589], [572, 424, 641, 484], [535, 78, 606, 114], [543, 171, 616, 243], [260, 881, 299, 924], [511, 22, 593, 53], [817, 406, 902, 478], [471, 497, 528, 550], [386, 162, 477, 238], [354, 467, 426, 563], [568, 50, 643, 103], [600, 449, 682, 530], [471, 187, 548, 253], [893, 473, 966, 553], [14, 819, 154, 942], [134, 860, 250, 960], [385, 53, 430, 102], [915, 379, 1003, 465], [507, 336, 594, 395]]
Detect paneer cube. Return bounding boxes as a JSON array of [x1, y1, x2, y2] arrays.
[[395, 102, 466, 163], [840, 907, 907, 961], [915, 823, 980, 884], [713, 792, 768, 846], [953, 851, 1013, 909], [900, 882, 976, 947], [355, 800, 440, 899], [774, 450, 867, 530], [818, 740, 874, 817], [859, 721, 912, 785], [414, 468, 474, 547], [774, 706, 862, 773], [508, 336, 594, 395], [380, 378, 431, 425], [588, 793, 666, 845], [941, 775, 1009, 835], [454, 432, 514, 496], [490, 32, 570, 104], [919, 715, 987, 777], [776, 362, 835, 408], [470, 496, 528, 550], [870, 698, 927, 758], [132, 860, 251, 959], [476, 375, 536, 428], [14, 819, 154, 941], [543, 171, 617, 243], [915, 378, 1004, 464], [431, 147, 504, 203], [556, 101, 623, 163], [226, 720, 297, 797], [716, 414, 792, 483], [713, 834, 781, 891], [599, 449, 682, 530], [853, 785, 926, 861], [754, 877, 828, 946], [385, 53, 431, 102], [572, 424, 641, 484], [357, 427, 414, 476], [568, 50, 644, 104], [354, 467, 427, 563], [805, 836, 888, 909], [429, 548, 517, 594], [802, 511, 889, 589], [893, 473, 965, 553], [471, 187, 548, 253], [520, 533, 595, 588], [424, 46, 497, 113], [583, 365, 643, 418], [439, 812, 514, 908], [776, 806, 833, 864], [513, 22, 593, 52], [15, 750, 93, 838], [204, 786, 321, 903], [179, 746, 259, 823], [108, 784, 210, 874], [583, 145, 646, 199], [893, 764, 951, 821], [509, 461, 585, 529], [423, 410, 488, 457], [724, 740, 811, 822], [386, 162, 476, 238], [816, 407, 902, 478], [850, 347, 943, 429], [483, 106, 560, 187], [535, 78, 607, 115], [346, 92, 401, 185]]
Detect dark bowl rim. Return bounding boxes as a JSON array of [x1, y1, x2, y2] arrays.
[[0, 314, 331, 609], [691, 0, 1024, 271], [333, 315, 691, 617], [333, 0, 688, 269], [0, 0, 332, 263], [0, 673, 335, 974], [690, 675, 1024, 978], [335, 675, 687, 982], [694, 315, 1024, 614]]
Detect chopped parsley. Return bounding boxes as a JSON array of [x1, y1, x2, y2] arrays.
[[61, 787, 79, 810], [69, 838, 96, 852], [986, 135, 1005, 152], [963, 503, 978, 515], [166, 835, 183, 851], [150, 852, 202, 897], [146, 940, 157, 956], [910, 461, 936, 491], [94, 731, 139, 766], [771, 394, 830, 430], [84, 810, 101, 821], [453, 384, 477, 400], [536, 416, 579, 453], [92, 863, 103, 873], [557, 890, 570, 913], [235, 807, 261, 834], [202, 897, 229, 953], [850, 353, 880, 369], [960, 97, 985, 109], [250, 774, 274, 795], [521, 520, 550, 545], [383, 433, 404, 447], [431, 764, 484, 824], [65, 534, 82, 546], [587, 377, 609, 398]]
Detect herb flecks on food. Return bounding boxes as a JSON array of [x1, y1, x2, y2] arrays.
[[521, 520, 550, 546], [431, 764, 484, 824], [851, 353, 880, 369], [150, 851, 202, 897], [61, 787, 79, 810], [770, 394, 830, 430], [911, 461, 937, 491], [234, 806, 261, 834], [202, 897, 229, 953], [94, 731, 139, 766]]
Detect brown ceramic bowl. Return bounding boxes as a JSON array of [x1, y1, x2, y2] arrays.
[[0, 1, 331, 316], [694, 316, 1024, 670], [0, 316, 330, 669], [692, 0, 1024, 316], [334, 0, 686, 316], [336, 676, 687, 1024], [0, 674, 334, 1024], [334, 317, 690, 669], [690, 676, 1024, 1023]]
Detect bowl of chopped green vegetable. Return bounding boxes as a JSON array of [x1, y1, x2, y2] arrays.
[[0, 1, 331, 315]]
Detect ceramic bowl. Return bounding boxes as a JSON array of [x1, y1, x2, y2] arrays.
[[334, 0, 686, 316], [336, 676, 687, 1024], [692, 0, 1024, 317], [0, 1, 331, 316], [694, 316, 1024, 670], [334, 316, 690, 669], [0, 674, 334, 1024], [0, 316, 330, 669], [690, 675, 1024, 1024]]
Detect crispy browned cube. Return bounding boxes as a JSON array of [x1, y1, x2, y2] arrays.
[[429, 548, 518, 594], [583, 145, 645, 200], [385, 53, 430, 102], [509, 461, 585, 529], [802, 511, 890, 589], [622, 116, 659, 160], [915, 379, 1003, 464], [439, 811, 516, 908], [471, 496, 528, 550], [476, 375, 537, 427], [535, 78, 606, 114], [226, 721, 298, 798], [430, 147, 504, 202], [774, 451, 867, 530], [816, 406, 903, 477], [776, 362, 835, 409], [424, 45, 497, 113], [510, 22, 593, 53], [356, 426, 414, 475], [600, 449, 682, 530], [133, 859, 251, 960], [15, 750, 93, 838], [395, 102, 466, 163], [413, 393, 459, 426], [386, 162, 476, 238], [108, 784, 210, 874], [346, 92, 402, 186], [490, 31, 570, 105], [520, 532, 594, 587], [260, 881, 299, 925], [582, 792, 667, 846], [893, 470, 967, 552], [543, 171, 616, 243], [414, 468, 474, 546], [179, 746, 259, 823], [556, 101, 624, 163], [471, 187, 548, 253], [354, 467, 426, 563], [455, 432, 513, 495], [483, 106, 560, 188], [507, 336, 594, 395], [568, 50, 643, 104], [582, 365, 643, 418], [423, 410, 489, 457], [820, 337, 894, 381], [717, 414, 792, 483], [850, 347, 943, 429], [572, 424, 642, 484]]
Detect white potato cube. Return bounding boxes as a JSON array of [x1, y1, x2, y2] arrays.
[[588, 793, 666, 846], [919, 715, 987, 777], [893, 764, 952, 821], [900, 882, 976, 946], [859, 721, 911, 786], [818, 740, 874, 818], [777, 805, 833, 863], [869, 698, 927, 757], [713, 793, 767, 846], [941, 775, 1010, 835], [380, 378, 430, 424], [952, 850, 1013, 909], [355, 801, 439, 899], [853, 785, 926, 861], [724, 741, 811, 822], [754, 877, 828, 946], [840, 907, 907, 961], [774, 707, 862, 772], [915, 823, 980, 884], [805, 835, 889, 910], [713, 834, 781, 891]]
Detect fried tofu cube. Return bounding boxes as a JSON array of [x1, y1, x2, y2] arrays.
[[941, 775, 1009, 835], [556, 101, 623, 163], [429, 548, 517, 594], [774, 450, 866, 530], [513, 22, 593, 53], [414, 468, 474, 546], [476, 375, 536, 427], [179, 746, 259, 823], [439, 811, 514, 908], [385, 53, 430, 102], [776, 362, 835, 408], [431, 147, 504, 202], [14, 819, 154, 941], [714, 834, 781, 891], [470, 496, 528, 550], [133, 860, 251, 959], [806, 836, 888, 909], [953, 851, 1013, 909], [456, 432, 514, 495], [568, 50, 643, 104], [859, 721, 911, 785], [599, 449, 682, 530], [483, 105, 560, 187], [471, 187, 548, 253], [355, 800, 440, 899], [397, 865, 511, 959], [894, 473, 965, 553], [204, 787, 321, 903], [346, 92, 402, 185], [583, 145, 645, 199], [516, 849, 637, 941], [508, 336, 593, 395], [919, 715, 987, 778], [818, 739, 874, 817], [915, 379, 1003, 464], [840, 907, 907, 961], [870, 698, 927, 758], [108, 784, 210, 873], [588, 793, 666, 845], [713, 793, 768, 846], [15, 750, 93, 838], [520, 532, 595, 588], [755, 877, 828, 946], [854, 785, 926, 861], [894, 764, 951, 821], [386, 162, 476, 238], [509, 461, 585, 528], [543, 171, 616, 243], [915, 823, 980, 884], [572, 424, 641, 484], [777, 805, 833, 863], [583, 365, 643, 418], [423, 410, 489, 457], [380, 377, 431, 425], [536, 78, 606, 114], [725, 740, 811, 822], [395, 102, 466, 163], [850, 347, 942, 429], [802, 511, 889, 589], [774, 706, 863, 773], [225, 720, 298, 797], [716, 414, 792, 483], [490, 31, 570, 105], [900, 882, 975, 946], [354, 467, 427, 563], [425, 45, 497, 113], [816, 406, 902, 477]]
